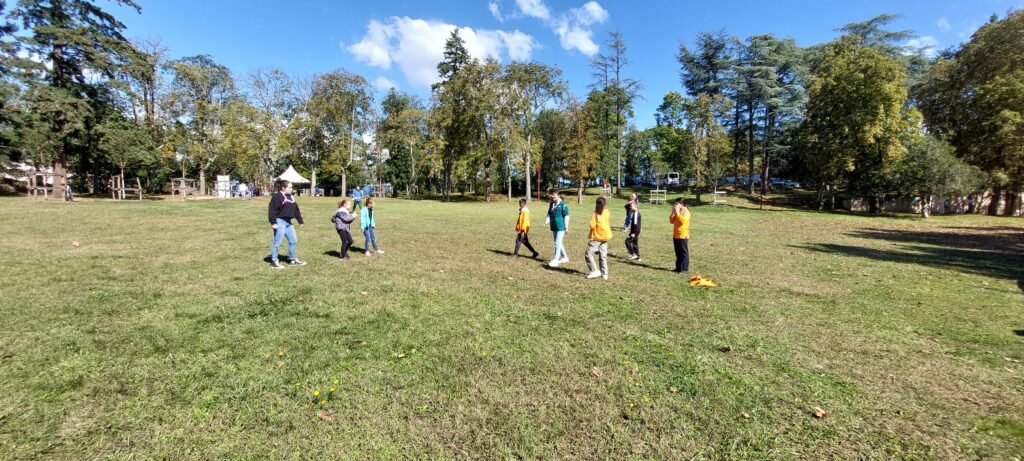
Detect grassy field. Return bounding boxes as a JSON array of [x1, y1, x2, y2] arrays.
[[1, 193, 1022, 459]]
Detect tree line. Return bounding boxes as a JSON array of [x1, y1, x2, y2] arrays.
[[0, 1, 1020, 216]]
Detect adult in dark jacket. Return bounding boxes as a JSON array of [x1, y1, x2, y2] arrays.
[[625, 201, 642, 261], [267, 179, 306, 268]]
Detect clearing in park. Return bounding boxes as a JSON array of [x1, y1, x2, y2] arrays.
[[1, 194, 1021, 459]]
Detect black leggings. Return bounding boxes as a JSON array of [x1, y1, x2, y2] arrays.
[[514, 232, 538, 256], [673, 238, 689, 272], [337, 229, 353, 257]]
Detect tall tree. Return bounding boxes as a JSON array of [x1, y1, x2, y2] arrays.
[[591, 31, 642, 195], [798, 36, 908, 211], [432, 30, 476, 201], [298, 69, 372, 196], [11, 0, 143, 198], [565, 94, 601, 204], [163, 55, 235, 194], [915, 11, 1024, 215], [506, 61, 564, 201]]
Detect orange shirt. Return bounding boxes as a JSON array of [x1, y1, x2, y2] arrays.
[[515, 207, 530, 233], [669, 208, 691, 239], [589, 208, 612, 241]]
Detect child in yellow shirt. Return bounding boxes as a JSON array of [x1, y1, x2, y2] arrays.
[[513, 198, 539, 259], [669, 198, 691, 275], [585, 197, 612, 280]]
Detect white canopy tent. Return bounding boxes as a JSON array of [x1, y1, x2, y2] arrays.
[[275, 165, 310, 184]]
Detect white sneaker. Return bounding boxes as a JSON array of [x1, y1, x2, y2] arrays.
[[560, 257, 570, 264], [629, 254, 638, 260], [549, 260, 559, 268], [376, 250, 384, 254], [586, 271, 602, 279], [602, 274, 608, 280], [365, 251, 371, 256]]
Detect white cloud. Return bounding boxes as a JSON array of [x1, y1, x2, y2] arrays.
[[552, 1, 609, 56], [904, 36, 939, 58], [936, 18, 951, 32], [516, 0, 551, 20], [347, 19, 393, 68], [347, 17, 537, 87], [489, 1, 503, 21], [373, 76, 396, 91]]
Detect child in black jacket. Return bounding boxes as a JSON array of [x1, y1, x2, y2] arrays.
[[625, 201, 641, 261], [331, 199, 356, 260]]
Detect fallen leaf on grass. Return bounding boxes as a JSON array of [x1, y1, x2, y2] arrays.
[[359, 291, 368, 296], [669, 386, 679, 394], [1005, 357, 1020, 363], [741, 412, 750, 419], [1006, 367, 1016, 373], [590, 367, 602, 378], [794, 397, 802, 404], [71, 241, 81, 248], [318, 411, 333, 421], [276, 361, 285, 368], [397, 352, 406, 359], [812, 407, 828, 419]]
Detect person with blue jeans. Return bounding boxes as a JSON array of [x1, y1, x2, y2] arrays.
[[360, 197, 384, 255], [267, 179, 306, 269], [545, 191, 570, 267]]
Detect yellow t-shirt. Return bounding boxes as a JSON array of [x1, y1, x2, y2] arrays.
[[515, 208, 530, 233], [670, 208, 691, 239], [589, 208, 612, 241]]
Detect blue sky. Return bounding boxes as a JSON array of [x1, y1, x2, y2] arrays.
[[111, 0, 1023, 128]]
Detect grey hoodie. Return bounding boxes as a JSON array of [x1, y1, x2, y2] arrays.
[[331, 207, 356, 232]]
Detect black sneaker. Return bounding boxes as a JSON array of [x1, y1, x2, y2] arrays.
[[289, 259, 307, 266], [270, 260, 285, 269], [531, 252, 540, 259]]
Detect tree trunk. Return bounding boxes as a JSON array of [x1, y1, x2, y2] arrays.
[[988, 185, 1002, 215], [731, 104, 741, 187], [577, 179, 584, 204], [341, 168, 347, 201], [921, 195, 931, 218], [747, 103, 755, 194], [525, 133, 533, 202], [120, 166, 126, 200], [1004, 184, 1020, 217], [199, 169, 207, 196], [311, 168, 317, 196]]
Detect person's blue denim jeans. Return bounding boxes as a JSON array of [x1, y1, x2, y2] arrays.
[[552, 230, 567, 261], [270, 218, 297, 262], [363, 227, 379, 252]]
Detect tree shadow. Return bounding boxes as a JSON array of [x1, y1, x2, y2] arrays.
[[797, 225, 1024, 292]]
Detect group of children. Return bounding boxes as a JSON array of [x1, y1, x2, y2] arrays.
[[267, 177, 691, 279], [513, 192, 691, 281], [266, 179, 382, 269]]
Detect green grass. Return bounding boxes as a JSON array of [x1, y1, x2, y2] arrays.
[[1, 194, 1022, 459]]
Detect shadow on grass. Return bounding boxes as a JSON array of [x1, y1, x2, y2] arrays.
[[487, 249, 541, 259], [798, 225, 1024, 291], [620, 259, 676, 273], [1014, 329, 1024, 337], [542, 264, 583, 275]]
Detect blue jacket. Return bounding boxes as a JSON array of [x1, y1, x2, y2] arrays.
[[360, 207, 376, 230]]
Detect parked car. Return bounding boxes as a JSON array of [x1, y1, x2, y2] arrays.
[[665, 172, 681, 186]]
